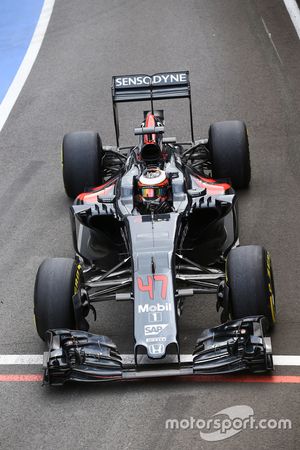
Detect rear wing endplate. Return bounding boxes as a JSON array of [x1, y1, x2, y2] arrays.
[[111, 71, 194, 146]]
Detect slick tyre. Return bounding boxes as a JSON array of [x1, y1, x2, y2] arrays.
[[62, 131, 103, 199], [209, 120, 251, 189], [226, 245, 276, 331], [34, 258, 81, 340]]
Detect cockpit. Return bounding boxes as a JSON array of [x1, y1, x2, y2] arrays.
[[134, 167, 172, 214]]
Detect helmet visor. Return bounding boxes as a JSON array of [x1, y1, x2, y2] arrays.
[[140, 186, 167, 199]]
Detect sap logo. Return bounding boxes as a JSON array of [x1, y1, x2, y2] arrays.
[[144, 324, 168, 336], [115, 72, 187, 88], [138, 303, 171, 313]]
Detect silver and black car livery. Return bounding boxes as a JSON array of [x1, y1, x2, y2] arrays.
[[34, 72, 276, 385]]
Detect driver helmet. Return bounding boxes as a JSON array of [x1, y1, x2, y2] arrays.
[[137, 168, 169, 202]]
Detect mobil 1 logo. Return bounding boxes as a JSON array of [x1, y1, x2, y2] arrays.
[[148, 312, 162, 323]]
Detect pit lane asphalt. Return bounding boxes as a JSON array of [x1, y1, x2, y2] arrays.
[[0, 0, 299, 449]]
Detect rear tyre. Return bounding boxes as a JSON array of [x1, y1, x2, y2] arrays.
[[34, 258, 81, 340], [62, 131, 103, 199], [209, 120, 251, 189], [226, 245, 276, 331]]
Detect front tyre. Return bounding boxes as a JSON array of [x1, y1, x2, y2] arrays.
[[209, 120, 251, 189], [226, 245, 276, 331], [62, 131, 103, 199], [34, 258, 82, 340]]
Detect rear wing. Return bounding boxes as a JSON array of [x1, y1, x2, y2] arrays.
[[111, 71, 194, 146]]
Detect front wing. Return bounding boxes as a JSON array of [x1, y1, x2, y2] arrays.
[[43, 317, 273, 385]]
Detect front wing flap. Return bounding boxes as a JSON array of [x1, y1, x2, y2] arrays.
[[43, 317, 272, 385], [193, 317, 273, 374], [43, 329, 123, 385]]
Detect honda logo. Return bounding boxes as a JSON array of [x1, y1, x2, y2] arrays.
[[148, 344, 165, 355]]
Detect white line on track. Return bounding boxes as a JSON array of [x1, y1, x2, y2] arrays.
[[0, 354, 299, 366], [0, 355, 43, 365], [261, 17, 283, 65], [0, 0, 56, 133], [273, 355, 300, 366], [283, 0, 300, 39]]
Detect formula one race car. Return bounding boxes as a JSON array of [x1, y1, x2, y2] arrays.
[[34, 71, 276, 385]]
